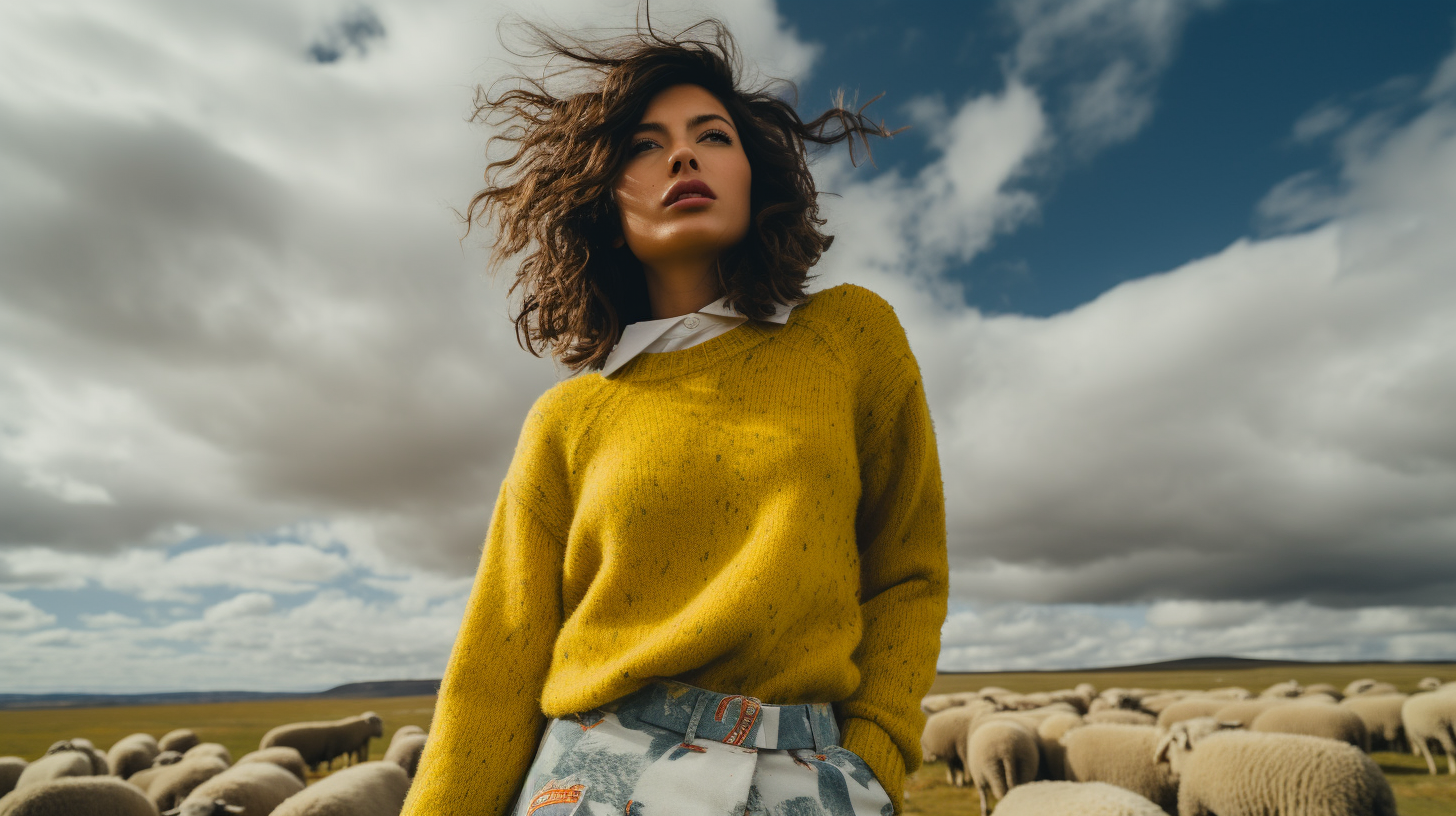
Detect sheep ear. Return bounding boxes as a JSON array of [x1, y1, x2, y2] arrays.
[[225, 806, 245, 814], [1153, 733, 1173, 764], [1218, 720, 1241, 730], [162, 809, 181, 816]]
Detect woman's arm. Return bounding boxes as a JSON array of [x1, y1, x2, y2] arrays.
[[836, 294, 950, 812], [402, 399, 571, 816]]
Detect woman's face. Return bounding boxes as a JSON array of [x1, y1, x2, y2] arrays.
[[612, 83, 752, 270]]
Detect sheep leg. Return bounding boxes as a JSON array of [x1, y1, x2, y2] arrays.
[[1439, 726, 1456, 775], [1417, 737, 1438, 775], [977, 781, 990, 815]]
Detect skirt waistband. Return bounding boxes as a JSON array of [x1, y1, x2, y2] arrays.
[[601, 679, 840, 752]]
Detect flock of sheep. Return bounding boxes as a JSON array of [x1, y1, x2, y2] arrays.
[[0, 712, 427, 816], [918, 675, 1456, 815]]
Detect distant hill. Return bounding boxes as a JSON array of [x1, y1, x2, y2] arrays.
[[0, 679, 441, 711], [938, 655, 1456, 674], [6, 657, 1453, 710]]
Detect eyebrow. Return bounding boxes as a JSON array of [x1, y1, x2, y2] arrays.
[[631, 113, 735, 135]]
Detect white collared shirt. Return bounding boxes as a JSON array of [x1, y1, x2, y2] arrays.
[[600, 295, 802, 377]]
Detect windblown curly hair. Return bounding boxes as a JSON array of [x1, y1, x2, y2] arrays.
[[467, 15, 901, 372]]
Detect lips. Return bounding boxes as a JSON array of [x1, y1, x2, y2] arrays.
[[663, 179, 716, 207]]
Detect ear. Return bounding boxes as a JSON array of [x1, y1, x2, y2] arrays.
[[225, 805, 245, 814], [1153, 733, 1173, 765], [612, 235, 625, 249], [1218, 720, 1242, 730]]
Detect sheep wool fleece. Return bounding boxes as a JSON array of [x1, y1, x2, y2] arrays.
[[402, 283, 949, 816]]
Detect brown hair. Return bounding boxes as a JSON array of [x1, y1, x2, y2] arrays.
[[466, 15, 901, 372]]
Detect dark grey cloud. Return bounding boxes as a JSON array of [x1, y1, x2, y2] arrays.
[[308, 7, 386, 64]]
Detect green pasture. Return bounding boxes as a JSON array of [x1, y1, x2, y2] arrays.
[[2, 663, 1453, 813], [0, 695, 435, 780]]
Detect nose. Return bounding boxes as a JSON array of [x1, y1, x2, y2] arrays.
[[668, 145, 699, 174]]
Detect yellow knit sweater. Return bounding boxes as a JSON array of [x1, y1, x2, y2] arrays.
[[401, 283, 948, 815]]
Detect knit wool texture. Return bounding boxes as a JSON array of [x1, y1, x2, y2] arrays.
[[401, 283, 949, 815]]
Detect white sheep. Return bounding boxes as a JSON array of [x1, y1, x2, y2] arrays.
[[1418, 676, 1443, 692], [157, 732, 199, 756], [1085, 710, 1156, 727], [166, 760, 304, 816], [0, 775, 160, 816], [261, 712, 383, 772], [1035, 712, 1084, 781], [1059, 723, 1177, 815], [235, 747, 308, 784], [1343, 678, 1399, 698], [179, 745, 230, 768], [1300, 683, 1343, 701], [921, 701, 995, 786], [45, 740, 107, 776], [921, 693, 960, 714], [1204, 687, 1253, 700], [1137, 693, 1194, 716], [1210, 698, 1287, 727], [1154, 698, 1227, 730], [146, 758, 228, 813], [270, 761, 410, 816], [1250, 700, 1369, 751], [990, 780, 1168, 816], [1403, 688, 1456, 775], [1340, 694, 1408, 752], [1259, 679, 1303, 699], [382, 732, 426, 779], [1046, 688, 1093, 714], [0, 759, 26, 798], [963, 719, 1038, 814], [107, 735, 160, 781], [1155, 717, 1396, 816], [13, 751, 92, 791]]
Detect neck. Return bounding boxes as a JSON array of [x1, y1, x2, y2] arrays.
[[642, 259, 721, 320]]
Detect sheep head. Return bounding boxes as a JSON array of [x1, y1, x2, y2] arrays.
[[1154, 717, 1241, 774]]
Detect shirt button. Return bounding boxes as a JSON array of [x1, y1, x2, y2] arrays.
[[683, 316, 700, 329]]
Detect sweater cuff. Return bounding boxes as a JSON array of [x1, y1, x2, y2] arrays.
[[840, 717, 907, 813]]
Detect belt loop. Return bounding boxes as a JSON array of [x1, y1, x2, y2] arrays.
[[807, 705, 828, 753], [681, 691, 711, 746]]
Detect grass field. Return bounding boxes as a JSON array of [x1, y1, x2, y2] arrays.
[[2, 664, 1453, 814], [0, 695, 436, 780]]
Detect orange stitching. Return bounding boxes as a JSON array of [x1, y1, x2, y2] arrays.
[[527, 784, 585, 815], [677, 742, 707, 753], [724, 698, 761, 746], [713, 695, 761, 746]]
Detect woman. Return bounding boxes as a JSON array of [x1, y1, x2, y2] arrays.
[[402, 18, 948, 816]]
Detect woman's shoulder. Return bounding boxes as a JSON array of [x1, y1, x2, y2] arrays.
[[795, 283, 920, 391], [800, 282, 897, 319], [795, 283, 909, 347]]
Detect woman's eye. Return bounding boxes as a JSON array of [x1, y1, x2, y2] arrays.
[[701, 129, 732, 145], [629, 139, 659, 156]]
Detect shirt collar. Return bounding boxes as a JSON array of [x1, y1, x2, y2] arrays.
[[600, 296, 800, 377]]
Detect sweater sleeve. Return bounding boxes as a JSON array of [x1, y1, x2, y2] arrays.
[[401, 398, 571, 816], [836, 293, 949, 812]]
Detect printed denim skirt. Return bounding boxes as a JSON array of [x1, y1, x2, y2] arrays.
[[511, 680, 894, 816]]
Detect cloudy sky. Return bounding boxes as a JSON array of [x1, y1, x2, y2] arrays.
[[2, 0, 1454, 693]]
